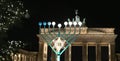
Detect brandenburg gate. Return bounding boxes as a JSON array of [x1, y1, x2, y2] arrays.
[[37, 10, 117, 61], [37, 27, 117, 61]]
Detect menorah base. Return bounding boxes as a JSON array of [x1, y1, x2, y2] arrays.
[[56, 55, 60, 61]]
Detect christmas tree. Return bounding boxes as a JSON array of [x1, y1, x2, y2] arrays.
[[0, 0, 29, 61], [0, 0, 29, 32]]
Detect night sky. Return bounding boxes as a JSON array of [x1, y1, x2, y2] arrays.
[[22, 0, 120, 27], [8, 0, 120, 51]]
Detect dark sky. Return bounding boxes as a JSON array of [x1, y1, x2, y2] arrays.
[[22, 0, 120, 27]]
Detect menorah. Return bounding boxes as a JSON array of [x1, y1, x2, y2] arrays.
[[38, 10, 85, 61]]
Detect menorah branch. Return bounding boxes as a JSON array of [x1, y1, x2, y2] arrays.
[[38, 10, 85, 61]]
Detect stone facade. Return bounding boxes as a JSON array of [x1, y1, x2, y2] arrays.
[[37, 27, 117, 61]]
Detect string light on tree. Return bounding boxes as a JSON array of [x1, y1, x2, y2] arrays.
[[0, 0, 30, 32], [0, 0, 29, 61]]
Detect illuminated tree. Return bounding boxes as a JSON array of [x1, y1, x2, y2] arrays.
[[0, 40, 25, 61], [0, 0, 29, 61], [0, 0, 30, 42], [0, 0, 29, 33]]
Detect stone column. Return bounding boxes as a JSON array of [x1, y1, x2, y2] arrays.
[[38, 41, 48, 61], [43, 42, 48, 61], [38, 41, 44, 61], [65, 45, 71, 61], [111, 43, 115, 61], [108, 44, 111, 61], [83, 43, 87, 61], [96, 44, 101, 61], [86, 44, 88, 61], [108, 43, 115, 61]]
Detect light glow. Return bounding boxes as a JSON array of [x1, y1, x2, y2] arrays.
[[73, 21, 77, 26], [48, 22, 51, 26], [43, 22, 47, 26], [78, 21, 82, 26], [52, 21, 56, 26], [38, 22, 42, 26], [64, 21, 68, 26], [68, 21, 72, 27], [58, 23, 62, 28]]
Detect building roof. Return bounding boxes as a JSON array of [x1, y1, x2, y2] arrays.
[[39, 27, 116, 34], [87, 27, 115, 34]]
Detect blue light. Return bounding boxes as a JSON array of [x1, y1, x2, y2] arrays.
[[38, 22, 42, 26], [43, 22, 47, 26], [48, 22, 51, 26]]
